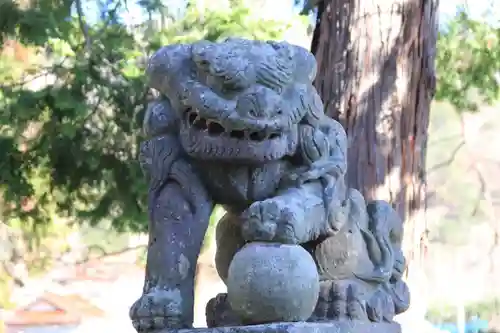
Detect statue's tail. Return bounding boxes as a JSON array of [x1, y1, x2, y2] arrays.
[[353, 201, 394, 283]]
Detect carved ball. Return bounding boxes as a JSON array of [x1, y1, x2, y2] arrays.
[[226, 242, 319, 324]]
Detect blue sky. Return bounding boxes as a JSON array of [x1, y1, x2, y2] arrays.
[[440, 0, 497, 24], [83, 0, 497, 28]]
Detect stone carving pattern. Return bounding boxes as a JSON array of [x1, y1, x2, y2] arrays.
[[129, 38, 410, 332]]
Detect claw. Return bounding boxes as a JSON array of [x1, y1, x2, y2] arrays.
[[129, 289, 186, 331], [241, 199, 301, 244], [241, 205, 277, 242]]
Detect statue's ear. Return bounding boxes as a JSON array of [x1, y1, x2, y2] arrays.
[[143, 97, 179, 138], [138, 135, 180, 184], [146, 43, 193, 95]]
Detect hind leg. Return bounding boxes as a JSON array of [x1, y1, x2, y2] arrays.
[[205, 212, 246, 327]]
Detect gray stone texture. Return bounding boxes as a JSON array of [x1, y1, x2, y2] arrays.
[[159, 321, 402, 333], [226, 243, 319, 324], [130, 38, 411, 332]]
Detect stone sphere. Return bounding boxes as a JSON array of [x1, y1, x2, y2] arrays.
[[226, 242, 319, 324]]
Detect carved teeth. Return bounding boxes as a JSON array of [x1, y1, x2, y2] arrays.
[[185, 107, 281, 141], [193, 116, 207, 130]]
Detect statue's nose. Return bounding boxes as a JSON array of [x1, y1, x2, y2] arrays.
[[236, 88, 281, 119]]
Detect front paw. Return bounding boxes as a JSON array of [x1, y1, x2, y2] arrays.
[[241, 199, 302, 244], [129, 289, 185, 331]]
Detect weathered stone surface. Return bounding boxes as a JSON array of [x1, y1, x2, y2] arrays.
[[227, 243, 319, 324], [160, 321, 402, 333], [131, 38, 411, 332]]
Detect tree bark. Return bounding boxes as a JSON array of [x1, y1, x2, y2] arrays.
[[311, 0, 437, 297]]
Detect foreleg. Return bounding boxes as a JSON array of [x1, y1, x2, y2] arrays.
[[130, 159, 213, 331], [214, 212, 246, 283], [241, 181, 347, 244]]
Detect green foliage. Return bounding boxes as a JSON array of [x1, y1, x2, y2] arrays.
[[435, 11, 500, 112], [150, 4, 287, 48], [0, 0, 295, 232]]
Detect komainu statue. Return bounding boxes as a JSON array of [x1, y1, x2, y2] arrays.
[[130, 38, 410, 333]]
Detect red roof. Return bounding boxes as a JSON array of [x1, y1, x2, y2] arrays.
[[5, 292, 104, 327]]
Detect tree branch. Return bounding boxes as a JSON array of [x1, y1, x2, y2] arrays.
[[0, 224, 28, 287], [468, 162, 486, 217], [470, 161, 498, 274], [428, 133, 462, 146], [75, 0, 91, 52], [1, 261, 26, 287], [427, 140, 465, 174], [460, 112, 499, 275]]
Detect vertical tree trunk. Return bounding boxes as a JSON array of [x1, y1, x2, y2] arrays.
[[311, 0, 438, 312]]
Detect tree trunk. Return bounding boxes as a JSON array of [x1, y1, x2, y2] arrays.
[[311, 0, 438, 317]]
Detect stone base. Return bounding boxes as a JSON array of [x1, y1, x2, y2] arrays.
[[161, 321, 402, 333]]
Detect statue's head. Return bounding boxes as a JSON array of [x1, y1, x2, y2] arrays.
[[146, 38, 320, 163]]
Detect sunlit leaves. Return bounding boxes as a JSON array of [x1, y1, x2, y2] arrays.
[[46, 38, 75, 57], [0, 0, 293, 232], [436, 11, 500, 112]]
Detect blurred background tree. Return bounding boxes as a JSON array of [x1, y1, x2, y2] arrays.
[[300, 0, 438, 324], [0, 0, 300, 232], [305, 0, 437, 285], [302, 0, 500, 327], [0, 0, 306, 306]]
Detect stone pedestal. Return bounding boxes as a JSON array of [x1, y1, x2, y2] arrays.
[[160, 321, 402, 333]]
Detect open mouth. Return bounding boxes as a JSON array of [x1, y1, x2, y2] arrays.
[[184, 108, 282, 141]]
